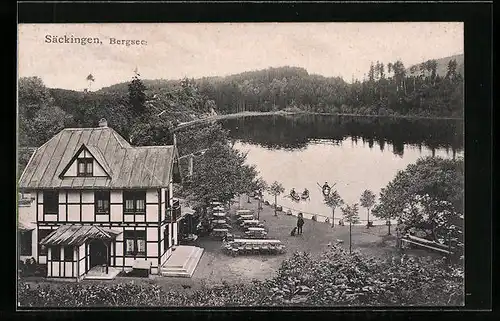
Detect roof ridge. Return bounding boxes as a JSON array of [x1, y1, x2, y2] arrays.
[[62, 127, 108, 131], [133, 146, 174, 149]]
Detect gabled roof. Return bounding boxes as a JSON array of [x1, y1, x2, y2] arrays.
[[40, 224, 122, 246], [58, 143, 112, 178], [19, 127, 178, 189], [86, 144, 112, 176]]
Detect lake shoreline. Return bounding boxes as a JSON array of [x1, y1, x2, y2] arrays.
[[175, 111, 464, 131]]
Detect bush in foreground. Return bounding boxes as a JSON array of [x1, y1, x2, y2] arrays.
[[18, 245, 463, 307]]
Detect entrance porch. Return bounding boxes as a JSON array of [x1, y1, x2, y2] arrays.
[[85, 265, 121, 280], [39, 224, 122, 280]]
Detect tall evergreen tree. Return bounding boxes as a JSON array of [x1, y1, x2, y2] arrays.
[[128, 68, 147, 118]]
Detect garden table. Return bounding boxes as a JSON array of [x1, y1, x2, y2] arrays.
[[247, 227, 265, 231], [237, 214, 254, 220], [233, 239, 281, 244], [236, 210, 253, 215], [213, 212, 226, 217]]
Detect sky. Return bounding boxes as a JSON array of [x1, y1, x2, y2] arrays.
[[18, 23, 463, 91]]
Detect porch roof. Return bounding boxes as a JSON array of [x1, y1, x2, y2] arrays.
[[40, 224, 122, 246], [18, 220, 36, 232]]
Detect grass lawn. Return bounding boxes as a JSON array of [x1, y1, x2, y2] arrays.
[[20, 195, 443, 293]]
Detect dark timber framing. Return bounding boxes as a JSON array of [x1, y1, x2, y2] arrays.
[[35, 188, 176, 278]]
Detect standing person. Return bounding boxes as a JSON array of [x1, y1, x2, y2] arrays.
[[322, 182, 331, 197], [297, 213, 305, 235]]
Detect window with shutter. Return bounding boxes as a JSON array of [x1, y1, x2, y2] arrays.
[[95, 191, 110, 214], [124, 230, 146, 257], [77, 158, 93, 177], [123, 191, 146, 215]]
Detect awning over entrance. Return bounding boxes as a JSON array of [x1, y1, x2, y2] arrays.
[[40, 224, 122, 246]]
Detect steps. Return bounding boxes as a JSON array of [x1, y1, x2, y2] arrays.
[[160, 245, 204, 278]]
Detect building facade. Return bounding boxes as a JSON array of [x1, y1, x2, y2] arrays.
[[18, 119, 182, 280]]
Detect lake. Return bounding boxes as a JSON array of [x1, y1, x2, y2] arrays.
[[220, 114, 464, 224]]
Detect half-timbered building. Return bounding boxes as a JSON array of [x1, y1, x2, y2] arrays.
[[18, 119, 183, 280]]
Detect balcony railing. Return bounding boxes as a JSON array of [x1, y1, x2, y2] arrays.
[[165, 200, 181, 222]]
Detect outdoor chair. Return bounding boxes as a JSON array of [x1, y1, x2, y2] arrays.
[[253, 245, 261, 254], [261, 244, 270, 254], [231, 248, 239, 257]]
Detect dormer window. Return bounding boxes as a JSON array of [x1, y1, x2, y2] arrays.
[[77, 158, 93, 177]]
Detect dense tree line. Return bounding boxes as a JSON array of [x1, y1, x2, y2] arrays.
[[18, 73, 262, 211], [195, 59, 463, 117], [74, 55, 463, 119], [17, 55, 463, 178]]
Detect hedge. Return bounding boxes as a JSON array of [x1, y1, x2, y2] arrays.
[[18, 245, 463, 307]]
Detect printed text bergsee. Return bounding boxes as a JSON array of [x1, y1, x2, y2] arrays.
[[44, 35, 147, 46]]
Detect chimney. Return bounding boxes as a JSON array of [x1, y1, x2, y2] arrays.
[[98, 118, 108, 128]]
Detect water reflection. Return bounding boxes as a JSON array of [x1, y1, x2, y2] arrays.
[[220, 114, 464, 157]]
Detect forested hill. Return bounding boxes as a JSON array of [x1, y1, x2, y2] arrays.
[[407, 54, 464, 78], [95, 55, 464, 118], [18, 55, 463, 171]]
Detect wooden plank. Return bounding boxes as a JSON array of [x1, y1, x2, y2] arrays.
[[19, 144, 47, 188], [56, 131, 83, 187], [406, 235, 450, 249], [140, 148, 159, 187], [128, 148, 149, 187], [87, 127, 104, 147], [107, 143, 125, 188], [40, 132, 74, 187], [96, 128, 112, 154], [160, 147, 174, 186], [137, 148, 155, 187], [112, 148, 133, 188], [401, 239, 451, 254], [151, 148, 168, 186], [79, 129, 94, 147], [29, 134, 63, 187]]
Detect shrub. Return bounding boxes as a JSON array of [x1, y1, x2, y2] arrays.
[[18, 246, 463, 307]]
